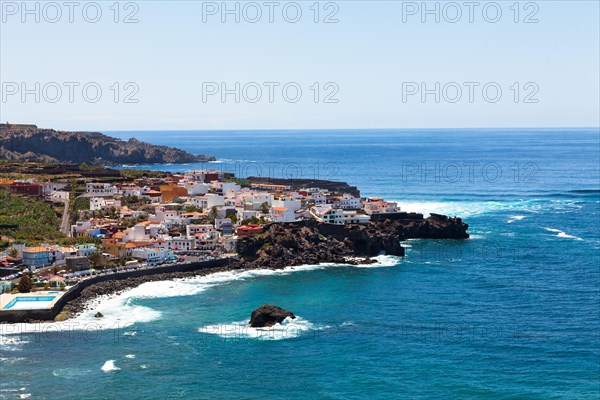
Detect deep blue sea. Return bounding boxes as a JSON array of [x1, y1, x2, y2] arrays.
[[1, 129, 599, 399]]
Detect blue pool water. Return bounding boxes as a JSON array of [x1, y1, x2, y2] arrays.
[[0, 129, 598, 399], [3, 296, 56, 310]]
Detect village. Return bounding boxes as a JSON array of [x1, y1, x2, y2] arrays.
[[0, 169, 400, 299]]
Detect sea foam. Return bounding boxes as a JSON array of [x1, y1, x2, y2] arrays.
[[543, 227, 584, 241], [101, 360, 120, 372], [198, 316, 320, 341], [0, 257, 401, 335]]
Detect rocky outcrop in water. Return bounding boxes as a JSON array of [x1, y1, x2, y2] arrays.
[[0, 125, 215, 165], [250, 304, 296, 327], [235, 216, 468, 270]]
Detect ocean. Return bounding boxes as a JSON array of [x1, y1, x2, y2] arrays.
[[1, 129, 599, 399]]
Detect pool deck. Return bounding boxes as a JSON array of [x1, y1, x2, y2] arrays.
[[0, 291, 66, 310]]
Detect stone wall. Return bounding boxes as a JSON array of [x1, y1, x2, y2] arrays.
[[0, 258, 230, 323]]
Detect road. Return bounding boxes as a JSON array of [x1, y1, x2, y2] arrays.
[[50, 191, 71, 237]]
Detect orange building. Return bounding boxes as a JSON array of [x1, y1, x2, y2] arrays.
[[159, 184, 189, 202], [236, 224, 264, 236]]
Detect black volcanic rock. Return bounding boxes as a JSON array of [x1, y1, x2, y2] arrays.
[[0, 125, 216, 165], [235, 216, 468, 270], [249, 304, 296, 328], [94, 312, 104, 318]]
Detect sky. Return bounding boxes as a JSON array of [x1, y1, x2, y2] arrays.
[[1, 0, 599, 131]]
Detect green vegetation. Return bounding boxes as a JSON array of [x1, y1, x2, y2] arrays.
[[241, 216, 267, 225], [260, 202, 270, 214], [119, 169, 168, 179], [88, 253, 116, 269], [18, 274, 33, 293], [73, 197, 90, 211], [228, 213, 238, 224], [121, 195, 150, 207], [208, 206, 218, 222], [184, 205, 203, 213], [0, 190, 65, 247]]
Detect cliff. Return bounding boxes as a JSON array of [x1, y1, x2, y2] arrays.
[[0, 125, 216, 165], [235, 216, 469, 270]]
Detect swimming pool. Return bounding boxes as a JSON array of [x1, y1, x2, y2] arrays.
[[3, 296, 57, 310]]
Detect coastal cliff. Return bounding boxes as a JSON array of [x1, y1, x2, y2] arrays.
[[0, 124, 215, 165], [235, 216, 469, 270]]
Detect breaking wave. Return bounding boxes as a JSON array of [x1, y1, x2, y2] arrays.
[[198, 316, 321, 341]]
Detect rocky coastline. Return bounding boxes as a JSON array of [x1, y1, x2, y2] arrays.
[[0, 124, 215, 165], [52, 214, 468, 321]]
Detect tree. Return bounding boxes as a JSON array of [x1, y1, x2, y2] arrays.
[[18, 274, 33, 293], [260, 202, 270, 214], [208, 206, 218, 222], [8, 248, 19, 258]]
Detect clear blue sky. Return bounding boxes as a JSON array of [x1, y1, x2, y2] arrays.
[[1, 1, 599, 130]]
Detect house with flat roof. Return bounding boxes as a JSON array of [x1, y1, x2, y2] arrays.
[[22, 247, 51, 268]]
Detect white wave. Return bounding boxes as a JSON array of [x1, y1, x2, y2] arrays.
[[125, 354, 136, 359], [19, 394, 31, 399], [0, 356, 26, 364], [199, 316, 320, 341], [0, 257, 401, 335], [101, 360, 120, 372], [468, 234, 485, 239], [354, 255, 402, 268], [394, 199, 562, 218], [0, 336, 29, 351], [507, 215, 526, 223], [543, 227, 584, 241], [140, 364, 148, 369]]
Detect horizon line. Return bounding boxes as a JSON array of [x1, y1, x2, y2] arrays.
[[99, 126, 600, 133]]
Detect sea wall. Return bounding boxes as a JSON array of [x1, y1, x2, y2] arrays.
[[0, 258, 230, 323]]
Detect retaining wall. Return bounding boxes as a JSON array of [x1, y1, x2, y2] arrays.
[[0, 258, 230, 323]]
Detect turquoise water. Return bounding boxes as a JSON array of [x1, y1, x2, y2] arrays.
[[3, 296, 56, 310], [1, 129, 599, 399]]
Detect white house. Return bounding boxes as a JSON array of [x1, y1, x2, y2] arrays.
[[186, 224, 214, 237], [184, 182, 210, 196], [41, 182, 68, 196], [71, 221, 92, 236], [337, 194, 361, 210], [121, 184, 142, 197], [312, 193, 327, 205], [238, 209, 259, 223], [122, 225, 148, 242], [271, 195, 302, 212], [342, 211, 370, 224], [131, 248, 174, 266], [310, 205, 344, 225], [270, 207, 296, 223], [86, 183, 119, 197], [76, 243, 98, 257], [166, 237, 195, 251], [192, 194, 224, 210], [90, 197, 122, 211], [194, 231, 219, 250], [362, 199, 400, 214]]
